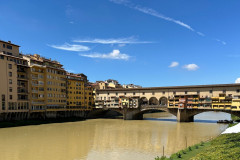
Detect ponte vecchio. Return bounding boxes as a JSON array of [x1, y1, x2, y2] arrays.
[[94, 83, 240, 122]]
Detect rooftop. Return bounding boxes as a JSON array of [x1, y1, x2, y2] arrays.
[[97, 83, 240, 91], [0, 40, 20, 47]]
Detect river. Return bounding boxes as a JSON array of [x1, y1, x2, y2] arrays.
[[0, 112, 231, 160]]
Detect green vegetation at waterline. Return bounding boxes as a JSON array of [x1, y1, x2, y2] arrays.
[[231, 114, 240, 122], [155, 133, 240, 160], [0, 117, 85, 128], [229, 114, 240, 127]]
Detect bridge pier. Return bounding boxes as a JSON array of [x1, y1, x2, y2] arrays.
[[177, 109, 194, 122], [123, 109, 143, 120]]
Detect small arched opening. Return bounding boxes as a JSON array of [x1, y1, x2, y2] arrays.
[[139, 97, 149, 106], [149, 97, 159, 105], [159, 97, 168, 106]]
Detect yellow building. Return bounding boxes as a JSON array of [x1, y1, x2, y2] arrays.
[[232, 96, 240, 111], [0, 40, 29, 119], [119, 96, 139, 108], [23, 54, 67, 112], [66, 73, 94, 111], [66, 73, 85, 110], [84, 86, 94, 110], [211, 94, 232, 110]]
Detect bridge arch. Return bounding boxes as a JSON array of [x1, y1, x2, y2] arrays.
[[139, 97, 149, 106], [87, 109, 123, 119], [186, 110, 240, 119], [133, 108, 176, 120], [149, 97, 159, 105], [159, 97, 168, 106]]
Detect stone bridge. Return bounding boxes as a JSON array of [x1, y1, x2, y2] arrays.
[[88, 105, 240, 122]]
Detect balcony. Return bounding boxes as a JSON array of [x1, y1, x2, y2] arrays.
[[18, 90, 28, 94], [31, 101, 45, 104], [32, 76, 38, 80]]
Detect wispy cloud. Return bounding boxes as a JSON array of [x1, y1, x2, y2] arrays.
[[169, 62, 179, 68], [48, 43, 90, 52], [110, 0, 227, 45], [215, 39, 226, 45], [80, 49, 130, 60], [73, 37, 152, 44], [197, 32, 205, 37], [183, 64, 199, 71], [110, 0, 194, 31], [235, 78, 240, 83]]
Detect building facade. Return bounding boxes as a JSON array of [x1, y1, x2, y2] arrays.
[[66, 73, 94, 111], [23, 54, 67, 112], [0, 40, 93, 121], [95, 84, 240, 111], [0, 40, 29, 120]]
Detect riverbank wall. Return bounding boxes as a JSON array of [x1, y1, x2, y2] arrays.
[[0, 110, 89, 122]]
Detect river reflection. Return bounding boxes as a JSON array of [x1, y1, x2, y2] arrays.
[[0, 112, 230, 160]]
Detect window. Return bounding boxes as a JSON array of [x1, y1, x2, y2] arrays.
[[223, 90, 226, 94], [9, 79, 12, 84], [197, 90, 200, 94], [2, 95, 5, 101], [173, 91, 176, 95], [162, 91, 165, 95], [7, 45, 12, 50], [152, 92, 155, 95], [9, 72, 12, 77], [185, 91, 188, 94], [0, 55, 4, 59], [3, 44, 5, 48], [124, 92, 126, 95], [116, 93, 118, 96], [237, 89, 240, 93], [108, 92, 109, 95], [9, 95, 12, 100], [142, 92, 145, 95], [209, 90, 213, 94], [9, 87, 12, 92], [133, 92, 136, 95], [8, 64, 12, 69]]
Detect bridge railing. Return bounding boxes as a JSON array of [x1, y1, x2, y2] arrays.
[[140, 104, 168, 109]]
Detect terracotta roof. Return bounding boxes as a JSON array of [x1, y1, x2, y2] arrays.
[[97, 83, 240, 92]]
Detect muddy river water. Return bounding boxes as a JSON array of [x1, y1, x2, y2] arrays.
[[0, 112, 230, 160]]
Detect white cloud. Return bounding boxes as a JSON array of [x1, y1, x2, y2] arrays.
[[215, 39, 226, 45], [169, 62, 179, 68], [110, 0, 194, 31], [183, 64, 199, 71], [80, 49, 130, 60], [73, 37, 151, 44], [118, 44, 126, 47], [133, 6, 194, 31], [48, 43, 90, 52], [197, 32, 205, 36], [235, 78, 240, 83]]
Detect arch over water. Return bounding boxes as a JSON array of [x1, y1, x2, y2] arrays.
[[149, 97, 159, 105], [139, 97, 149, 105], [87, 109, 123, 119], [187, 110, 240, 118], [159, 97, 168, 106]]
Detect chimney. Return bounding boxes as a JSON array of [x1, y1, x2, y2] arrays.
[[8, 41, 11, 44]]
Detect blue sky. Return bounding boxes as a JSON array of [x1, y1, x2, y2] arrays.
[[1, 0, 240, 87]]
